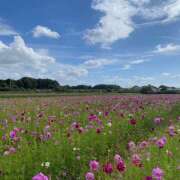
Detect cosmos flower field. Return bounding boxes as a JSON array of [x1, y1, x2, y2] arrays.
[[0, 95, 180, 180]]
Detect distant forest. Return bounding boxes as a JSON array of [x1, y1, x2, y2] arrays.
[[0, 77, 180, 94]]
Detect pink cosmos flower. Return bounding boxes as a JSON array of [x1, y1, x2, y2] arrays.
[[32, 172, 48, 180], [132, 154, 141, 167], [103, 163, 113, 174], [8, 147, 16, 154], [154, 117, 162, 125], [152, 167, 164, 180], [88, 114, 98, 122], [71, 122, 80, 129], [46, 132, 52, 139], [156, 137, 166, 149], [168, 125, 175, 136], [14, 127, 20, 133], [114, 154, 122, 164], [128, 141, 136, 151], [89, 160, 100, 172], [2, 134, 6, 141], [139, 141, 148, 149], [85, 172, 95, 180], [177, 116, 180, 121]]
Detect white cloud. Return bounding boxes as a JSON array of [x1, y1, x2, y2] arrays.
[[154, 43, 180, 53], [0, 36, 55, 80], [139, 0, 180, 22], [161, 72, 180, 79], [63, 66, 88, 78], [0, 36, 55, 70], [0, 36, 89, 83], [104, 75, 155, 87], [122, 64, 131, 70], [129, 59, 148, 64], [85, 0, 180, 47], [0, 20, 17, 36], [47, 64, 89, 85], [122, 59, 148, 70], [163, 0, 180, 22], [85, 0, 137, 48], [84, 58, 115, 69], [130, 0, 150, 6], [162, 72, 171, 76], [32, 25, 60, 39], [0, 36, 56, 73]]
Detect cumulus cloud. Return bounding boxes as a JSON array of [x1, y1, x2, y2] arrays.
[[85, 0, 180, 47], [0, 36, 86, 81], [85, 0, 137, 48], [32, 25, 60, 39], [154, 43, 180, 53], [0, 36, 57, 80], [0, 36, 55, 70], [0, 36, 107, 83], [163, 0, 180, 22]]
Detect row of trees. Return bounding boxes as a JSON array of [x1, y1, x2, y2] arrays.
[[0, 77, 179, 94], [0, 77, 59, 91]]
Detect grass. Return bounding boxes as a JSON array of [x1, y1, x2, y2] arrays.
[[0, 95, 179, 179]]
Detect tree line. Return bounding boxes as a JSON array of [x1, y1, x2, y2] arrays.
[[0, 77, 179, 94], [0, 77, 59, 91]]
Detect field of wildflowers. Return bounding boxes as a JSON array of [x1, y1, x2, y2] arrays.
[[0, 95, 179, 180]]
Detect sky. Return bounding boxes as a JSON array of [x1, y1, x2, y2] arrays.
[[0, 0, 180, 87]]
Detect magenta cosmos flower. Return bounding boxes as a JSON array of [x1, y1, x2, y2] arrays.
[[152, 167, 164, 180], [116, 160, 126, 173], [144, 176, 153, 180], [104, 111, 109, 116], [129, 118, 137, 125], [32, 172, 48, 180], [85, 172, 95, 180], [103, 163, 113, 174], [10, 130, 17, 139], [89, 160, 100, 172]]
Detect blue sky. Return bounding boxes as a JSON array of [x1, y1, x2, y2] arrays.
[[0, 0, 180, 87]]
